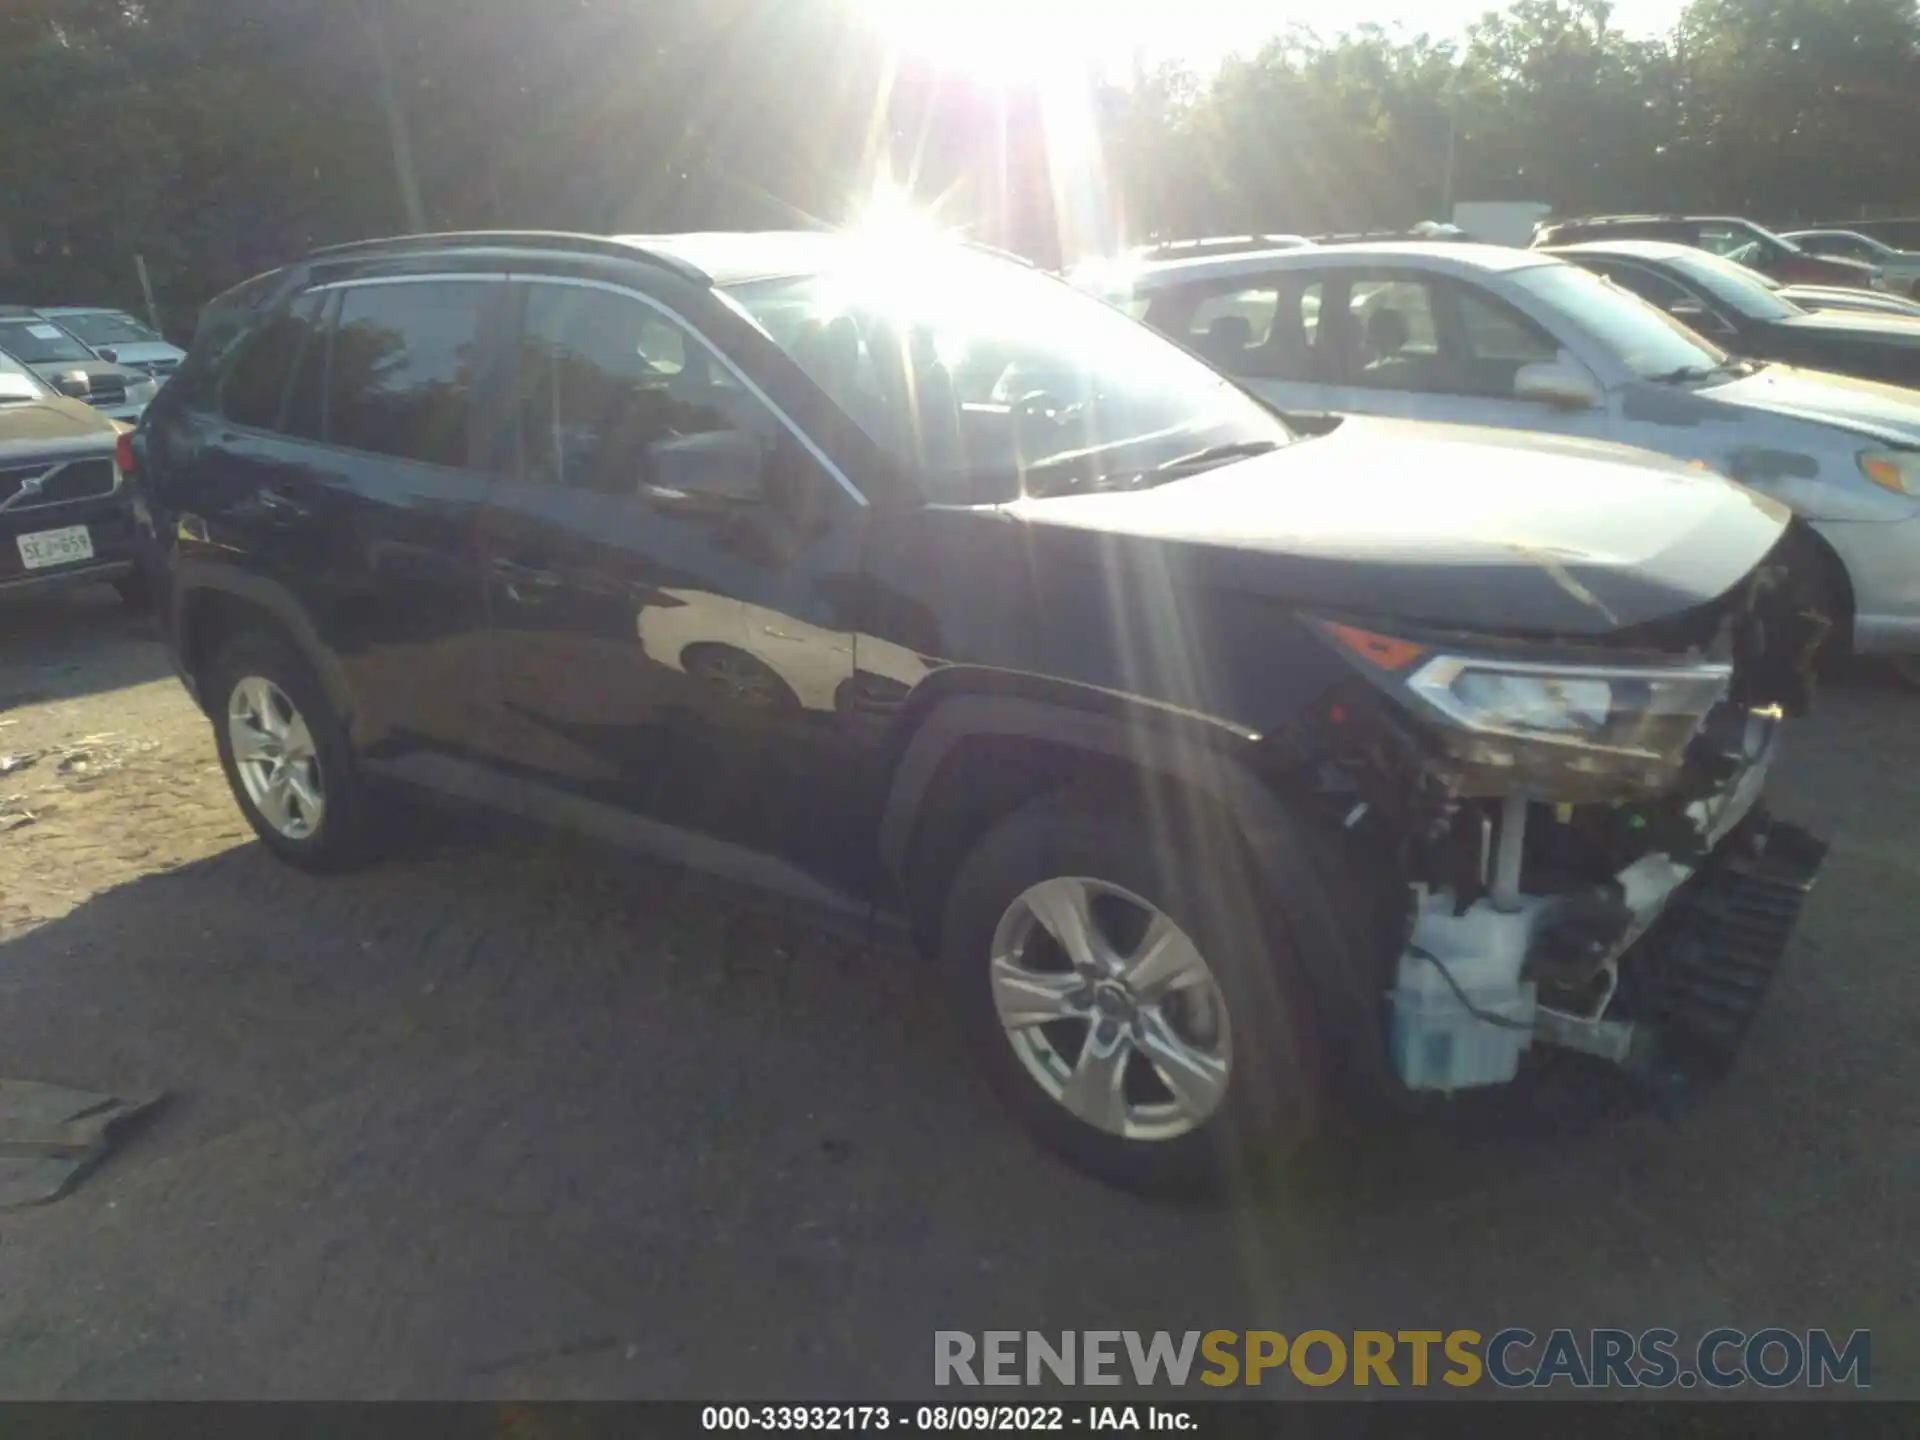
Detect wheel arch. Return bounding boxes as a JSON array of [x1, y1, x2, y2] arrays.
[[173, 562, 358, 733], [878, 692, 1398, 1096]]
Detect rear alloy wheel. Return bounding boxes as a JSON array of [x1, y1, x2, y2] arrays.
[[228, 676, 326, 841], [208, 631, 378, 872], [942, 790, 1321, 1197]]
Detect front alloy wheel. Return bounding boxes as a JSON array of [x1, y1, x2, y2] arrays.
[[991, 876, 1232, 1142], [227, 675, 326, 840]]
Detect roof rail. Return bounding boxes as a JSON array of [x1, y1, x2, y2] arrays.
[[1311, 225, 1471, 245], [304, 230, 710, 283], [1135, 234, 1313, 259]]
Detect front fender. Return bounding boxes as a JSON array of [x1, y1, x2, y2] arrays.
[[879, 692, 1400, 1100]]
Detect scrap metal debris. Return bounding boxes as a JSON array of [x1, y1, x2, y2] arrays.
[[0, 1080, 164, 1209], [0, 750, 41, 776]]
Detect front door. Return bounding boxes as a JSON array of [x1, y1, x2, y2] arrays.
[[1261, 268, 1618, 444], [477, 277, 872, 888]]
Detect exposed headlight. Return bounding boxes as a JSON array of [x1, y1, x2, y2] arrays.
[[1859, 449, 1920, 497], [1407, 656, 1731, 760], [1870, 272, 1889, 291], [1316, 621, 1734, 799]]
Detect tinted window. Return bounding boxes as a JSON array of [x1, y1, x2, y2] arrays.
[[329, 282, 487, 468], [220, 297, 319, 429], [513, 283, 763, 494], [282, 290, 336, 442]]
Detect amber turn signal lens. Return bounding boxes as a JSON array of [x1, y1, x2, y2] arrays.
[[1322, 622, 1426, 672]]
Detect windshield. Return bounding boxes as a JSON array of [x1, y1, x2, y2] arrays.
[[724, 247, 1291, 503], [1665, 250, 1803, 322], [0, 317, 95, 364], [54, 310, 162, 346], [1511, 262, 1730, 379]]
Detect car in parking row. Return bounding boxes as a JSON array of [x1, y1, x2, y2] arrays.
[[37, 306, 189, 380], [130, 228, 1826, 1194], [1081, 239, 1920, 686], [1, 348, 144, 606], [0, 307, 159, 422], [1531, 214, 1887, 292]]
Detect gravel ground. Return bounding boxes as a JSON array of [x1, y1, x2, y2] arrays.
[[0, 585, 1913, 1400]]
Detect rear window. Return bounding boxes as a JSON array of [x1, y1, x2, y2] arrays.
[[219, 297, 320, 430], [327, 282, 487, 469]]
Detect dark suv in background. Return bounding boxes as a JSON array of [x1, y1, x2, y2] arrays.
[[1532, 215, 1885, 291], [131, 230, 1825, 1194]]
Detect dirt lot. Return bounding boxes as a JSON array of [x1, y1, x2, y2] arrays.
[[0, 585, 1914, 1400]]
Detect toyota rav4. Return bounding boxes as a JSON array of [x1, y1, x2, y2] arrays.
[[131, 230, 1827, 1194]]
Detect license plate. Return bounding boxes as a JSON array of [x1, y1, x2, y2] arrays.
[[16, 525, 95, 570]]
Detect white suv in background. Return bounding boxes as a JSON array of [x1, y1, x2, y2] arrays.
[[36, 307, 187, 383]]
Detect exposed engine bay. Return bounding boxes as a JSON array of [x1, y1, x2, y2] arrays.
[[1307, 522, 1832, 1095]]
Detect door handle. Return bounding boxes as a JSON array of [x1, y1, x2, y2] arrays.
[[255, 485, 310, 522], [491, 558, 561, 603]]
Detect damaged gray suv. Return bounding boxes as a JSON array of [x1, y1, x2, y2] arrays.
[[138, 230, 1828, 1194]]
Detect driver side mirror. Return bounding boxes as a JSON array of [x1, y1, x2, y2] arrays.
[[640, 429, 769, 511], [54, 371, 92, 399], [1513, 358, 1602, 410]]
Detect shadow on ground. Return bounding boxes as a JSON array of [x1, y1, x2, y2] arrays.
[[0, 586, 169, 711], [0, 727, 1912, 1399]]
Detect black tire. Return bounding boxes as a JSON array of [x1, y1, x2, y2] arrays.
[[940, 788, 1322, 1198], [207, 629, 379, 873], [112, 573, 152, 611]]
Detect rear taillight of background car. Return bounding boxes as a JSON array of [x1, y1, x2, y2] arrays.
[[115, 431, 136, 477]]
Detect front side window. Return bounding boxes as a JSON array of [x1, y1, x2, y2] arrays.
[[329, 282, 487, 468], [512, 283, 763, 494], [55, 311, 162, 347], [1510, 262, 1729, 380], [726, 247, 1292, 503], [0, 318, 94, 365]]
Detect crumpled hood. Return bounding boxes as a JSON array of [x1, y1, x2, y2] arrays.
[[1005, 419, 1790, 638], [1700, 365, 1920, 447]]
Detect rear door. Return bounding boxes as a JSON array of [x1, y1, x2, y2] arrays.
[[173, 274, 511, 760], [476, 274, 872, 888]]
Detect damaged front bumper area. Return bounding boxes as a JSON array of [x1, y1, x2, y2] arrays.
[[1388, 712, 1826, 1093], [1309, 525, 1832, 1096]]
